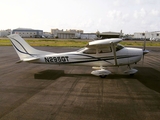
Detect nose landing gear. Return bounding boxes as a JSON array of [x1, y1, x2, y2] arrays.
[[124, 65, 138, 75]]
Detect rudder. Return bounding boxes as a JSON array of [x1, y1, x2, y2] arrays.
[[8, 34, 39, 60], [8, 34, 52, 62]]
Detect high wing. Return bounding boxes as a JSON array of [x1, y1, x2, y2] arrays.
[[86, 38, 123, 66], [86, 38, 122, 48]]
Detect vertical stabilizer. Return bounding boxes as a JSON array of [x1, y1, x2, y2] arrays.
[[8, 34, 52, 61]]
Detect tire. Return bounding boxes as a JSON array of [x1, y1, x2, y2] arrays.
[[100, 75, 107, 78], [129, 74, 134, 76]]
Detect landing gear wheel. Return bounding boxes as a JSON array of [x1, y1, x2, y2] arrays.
[[100, 75, 107, 78]]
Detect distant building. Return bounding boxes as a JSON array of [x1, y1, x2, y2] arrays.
[[12, 28, 43, 38], [51, 29, 63, 38], [123, 34, 134, 40], [51, 28, 83, 39], [134, 31, 160, 40], [0, 29, 11, 37], [57, 32, 75, 39], [100, 31, 123, 39], [80, 33, 97, 39]]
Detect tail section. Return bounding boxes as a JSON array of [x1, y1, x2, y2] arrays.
[[8, 34, 52, 62]]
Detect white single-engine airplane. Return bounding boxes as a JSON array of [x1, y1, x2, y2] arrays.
[[8, 34, 149, 78]]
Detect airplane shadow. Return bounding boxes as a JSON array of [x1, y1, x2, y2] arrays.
[[34, 69, 131, 80], [34, 67, 160, 93], [34, 69, 94, 80], [135, 67, 160, 93], [34, 70, 65, 80]]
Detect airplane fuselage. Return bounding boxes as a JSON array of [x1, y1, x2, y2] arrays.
[[31, 47, 143, 67]]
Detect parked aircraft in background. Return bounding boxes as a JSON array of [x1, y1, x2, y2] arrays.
[[8, 34, 149, 78], [150, 38, 160, 41]]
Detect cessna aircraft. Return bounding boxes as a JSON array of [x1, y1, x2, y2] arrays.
[[8, 34, 149, 78]]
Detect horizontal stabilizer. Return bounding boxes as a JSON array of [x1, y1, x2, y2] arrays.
[[22, 57, 39, 62], [16, 57, 39, 63]]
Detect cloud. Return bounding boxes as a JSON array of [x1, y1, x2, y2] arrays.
[[1, 0, 160, 34], [150, 9, 159, 16], [107, 10, 122, 20], [134, 8, 146, 19]]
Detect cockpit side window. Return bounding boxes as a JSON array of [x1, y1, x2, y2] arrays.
[[98, 47, 112, 54], [83, 48, 96, 54]]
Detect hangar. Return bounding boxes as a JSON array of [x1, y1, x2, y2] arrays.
[[100, 31, 123, 39], [0, 29, 11, 37], [134, 31, 160, 40], [51, 29, 83, 39], [80, 33, 97, 39], [12, 28, 43, 38], [57, 32, 75, 39]]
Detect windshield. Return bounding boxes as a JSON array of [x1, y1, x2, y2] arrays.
[[116, 44, 124, 51], [77, 47, 86, 52]]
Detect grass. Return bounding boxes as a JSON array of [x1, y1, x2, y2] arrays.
[[121, 41, 160, 47], [0, 38, 160, 47], [0, 38, 88, 47], [26, 39, 88, 47], [0, 39, 11, 46]]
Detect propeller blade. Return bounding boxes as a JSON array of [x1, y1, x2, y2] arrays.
[[143, 37, 146, 51], [142, 37, 149, 65]]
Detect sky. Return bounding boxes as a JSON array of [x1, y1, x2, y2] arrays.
[[0, 0, 160, 34]]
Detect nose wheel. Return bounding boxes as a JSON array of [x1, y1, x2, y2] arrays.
[[124, 65, 138, 75]]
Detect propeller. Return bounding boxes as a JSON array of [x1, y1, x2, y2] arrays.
[[142, 37, 149, 64]]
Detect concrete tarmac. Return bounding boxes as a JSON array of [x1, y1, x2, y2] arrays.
[[0, 46, 160, 120]]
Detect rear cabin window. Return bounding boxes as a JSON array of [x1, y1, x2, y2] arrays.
[[83, 48, 96, 54]]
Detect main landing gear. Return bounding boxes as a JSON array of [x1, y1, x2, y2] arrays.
[[91, 65, 138, 78], [100, 75, 107, 78], [91, 69, 111, 78]]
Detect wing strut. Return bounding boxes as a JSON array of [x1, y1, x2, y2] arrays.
[[111, 42, 118, 66]]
